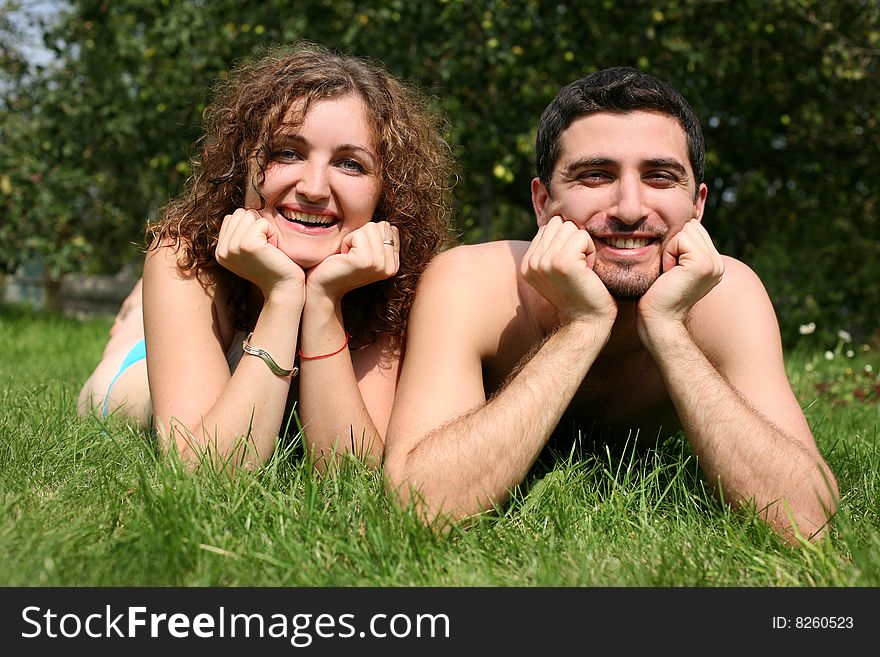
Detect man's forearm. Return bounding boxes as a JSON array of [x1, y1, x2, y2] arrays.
[[395, 319, 612, 521], [645, 322, 837, 541]]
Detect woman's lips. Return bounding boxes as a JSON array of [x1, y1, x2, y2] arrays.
[[277, 207, 339, 227], [277, 207, 340, 234]]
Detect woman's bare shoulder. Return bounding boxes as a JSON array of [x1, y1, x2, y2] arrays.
[[143, 236, 238, 347]]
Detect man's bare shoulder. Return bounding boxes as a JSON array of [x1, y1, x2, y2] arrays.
[[419, 240, 530, 298], [411, 241, 533, 355], [708, 256, 773, 308], [424, 240, 529, 277], [690, 255, 780, 357]]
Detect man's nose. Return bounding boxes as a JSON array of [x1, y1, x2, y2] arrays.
[[609, 176, 645, 225], [294, 161, 330, 200]]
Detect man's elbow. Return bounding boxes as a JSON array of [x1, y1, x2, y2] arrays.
[[383, 446, 417, 508], [810, 464, 839, 536], [383, 446, 452, 525], [775, 468, 840, 545]]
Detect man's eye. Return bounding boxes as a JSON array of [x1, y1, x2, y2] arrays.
[[645, 173, 675, 185], [579, 171, 610, 182]]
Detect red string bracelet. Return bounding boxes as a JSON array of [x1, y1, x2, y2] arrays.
[[298, 332, 351, 361]]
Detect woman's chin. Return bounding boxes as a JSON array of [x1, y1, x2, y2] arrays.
[[281, 242, 339, 270], [291, 254, 329, 271]]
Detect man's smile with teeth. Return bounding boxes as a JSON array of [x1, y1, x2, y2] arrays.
[[278, 208, 338, 226], [601, 237, 652, 249]]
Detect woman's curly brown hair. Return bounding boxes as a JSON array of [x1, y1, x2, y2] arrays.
[[148, 42, 455, 348]]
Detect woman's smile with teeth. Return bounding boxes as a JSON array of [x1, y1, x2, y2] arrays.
[[278, 208, 338, 226]]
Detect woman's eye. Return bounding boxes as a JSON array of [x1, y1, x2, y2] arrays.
[[273, 148, 300, 162], [337, 159, 365, 173]]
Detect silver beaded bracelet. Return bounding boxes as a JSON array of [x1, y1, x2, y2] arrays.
[[242, 333, 298, 378]]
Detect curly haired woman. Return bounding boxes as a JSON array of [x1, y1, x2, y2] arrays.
[[78, 42, 455, 471]]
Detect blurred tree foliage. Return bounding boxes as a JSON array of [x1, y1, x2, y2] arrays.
[[1, 0, 877, 345]]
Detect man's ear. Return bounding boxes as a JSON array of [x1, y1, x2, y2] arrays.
[[693, 182, 708, 222], [531, 177, 551, 227]]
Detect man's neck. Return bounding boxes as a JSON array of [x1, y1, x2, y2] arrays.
[[525, 286, 644, 358], [604, 301, 643, 356]]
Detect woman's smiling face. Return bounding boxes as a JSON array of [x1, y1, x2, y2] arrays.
[[245, 94, 381, 270]]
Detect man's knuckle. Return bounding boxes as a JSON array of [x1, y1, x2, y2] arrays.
[[549, 254, 569, 271]]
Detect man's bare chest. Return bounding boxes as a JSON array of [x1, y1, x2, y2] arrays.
[[566, 350, 680, 441], [484, 323, 681, 441]]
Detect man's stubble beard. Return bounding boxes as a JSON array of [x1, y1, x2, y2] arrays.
[[583, 218, 668, 301], [593, 258, 663, 301]]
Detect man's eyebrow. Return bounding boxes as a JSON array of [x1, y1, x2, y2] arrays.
[[645, 158, 688, 177], [561, 157, 614, 176], [560, 156, 690, 179]]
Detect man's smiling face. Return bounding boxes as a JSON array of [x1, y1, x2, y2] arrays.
[[532, 110, 708, 299]]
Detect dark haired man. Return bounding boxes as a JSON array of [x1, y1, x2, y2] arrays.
[[384, 67, 837, 543]]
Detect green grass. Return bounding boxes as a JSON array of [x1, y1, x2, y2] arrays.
[[1, 303, 878, 586]]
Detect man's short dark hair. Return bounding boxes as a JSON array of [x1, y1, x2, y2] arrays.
[[535, 67, 706, 191]]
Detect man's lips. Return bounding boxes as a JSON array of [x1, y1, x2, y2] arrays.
[[598, 236, 652, 249], [591, 234, 662, 259]]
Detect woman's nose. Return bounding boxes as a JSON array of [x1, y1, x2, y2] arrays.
[[294, 161, 330, 200]]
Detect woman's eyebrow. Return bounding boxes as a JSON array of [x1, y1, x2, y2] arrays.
[[338, 144, 377, 162], [274, 133, 306, 145], [273, 134, 376, 162]]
